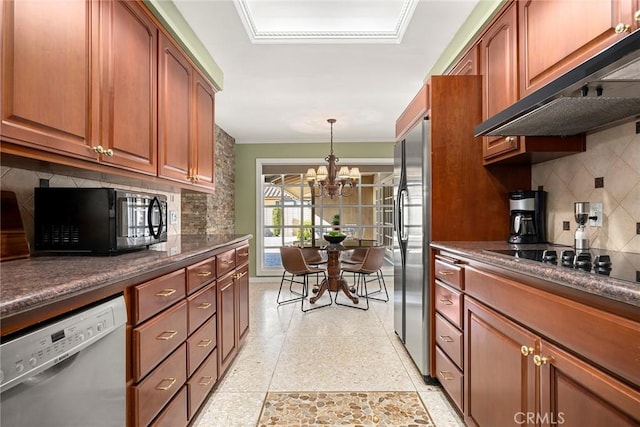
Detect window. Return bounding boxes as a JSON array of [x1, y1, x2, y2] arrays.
[[256, 159, 393, 276]]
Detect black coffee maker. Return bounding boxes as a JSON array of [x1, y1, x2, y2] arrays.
[[508, 190, 546, 244]]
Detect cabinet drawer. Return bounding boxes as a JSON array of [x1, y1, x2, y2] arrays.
[[187, 314, 217, 376], [134, 344, 187, 427], [187, 257, 216, 294], [134, 269, 186, 324], [235, 244, 249, 265], [435, 259, 464, 290], [216, 249, 236, 277], [150, 385, 188, 427], [188, 281, 217, 334], [133, 300, 188, 381], [188, 349, 218, 420], [435, 313, 463, 369], [435, 281, 463, 329], [435, 346, 463, 411]]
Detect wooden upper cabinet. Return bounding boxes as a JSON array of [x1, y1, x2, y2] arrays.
[[158, 34, 216, 188], [479, 2, 522, 161], [100, 0, 157, 175], [449, 45, 479, 76], [1, 0, 99, 159], [158, 34, 192, 183], [192, 71, 216, 188], [519, 0, 636, 97]]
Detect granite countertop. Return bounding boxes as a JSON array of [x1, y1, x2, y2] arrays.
[[0, 234, 252, 319], [431, 241, 640, 308]]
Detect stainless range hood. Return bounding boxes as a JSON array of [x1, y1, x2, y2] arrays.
[[475, 31, 640, 137]]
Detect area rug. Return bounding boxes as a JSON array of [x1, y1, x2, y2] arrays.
[[257, 391, 435, 426]]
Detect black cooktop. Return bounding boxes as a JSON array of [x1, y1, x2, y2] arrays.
[[485, 247, 640, 284]]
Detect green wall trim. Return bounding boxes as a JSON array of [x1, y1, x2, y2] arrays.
[[144, 0, 224, 90], [426, 0, 506, 77]]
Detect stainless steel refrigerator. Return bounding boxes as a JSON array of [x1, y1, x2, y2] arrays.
[[394, 117, 434, 381]]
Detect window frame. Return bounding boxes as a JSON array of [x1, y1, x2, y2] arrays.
[[256, 158, 393, 276]]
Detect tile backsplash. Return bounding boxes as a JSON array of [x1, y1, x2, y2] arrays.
[[532, 121, 640, 253], [0, 166, 181, 252]]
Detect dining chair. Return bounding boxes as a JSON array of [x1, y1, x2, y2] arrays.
[[301, 247, 327, 292], [340, 246, 389, 305], [340, 248, 368, 265], [278, 246, 331, 312]]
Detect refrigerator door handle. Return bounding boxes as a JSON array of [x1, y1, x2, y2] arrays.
[[399, 189, 408, 242]]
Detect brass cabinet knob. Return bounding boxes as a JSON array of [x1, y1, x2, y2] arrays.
[[634, 10, 640, 22], [92, 145, 114, 157], [533, 354, 554, 366], [520, 345, 534, 357], [614, 23, 631, 34]]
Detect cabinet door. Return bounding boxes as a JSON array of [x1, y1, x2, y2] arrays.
[[236, 264, 250, 342], [217, 273, 237, 375], [158, 34, 191, 183], [519, 0, 635, 97], [101, 0, 157, 174], [465, 297, 538, 427], [192, 70, 216, 188], [450, 45, 478, 76], [538, 340, 640, 426], [1, 0, 98, 159], [480, 2, 521, 161]]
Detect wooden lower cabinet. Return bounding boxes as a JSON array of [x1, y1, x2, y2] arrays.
[[134, 344, 187, 427], [217, 272, 238, 376], [237, 263, 250, 341], [150, 386, 188, 427], [188, 349, 218, 419], [538, 340, 640, 427], [461, 272, 640, 427], [128, 242, 250, 426], [464, 298, 537, 427]]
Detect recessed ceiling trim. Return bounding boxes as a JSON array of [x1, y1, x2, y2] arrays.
[[234, 0, 419, 43]]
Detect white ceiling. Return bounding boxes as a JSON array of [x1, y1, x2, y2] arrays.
[[173, 0, 480, 144]]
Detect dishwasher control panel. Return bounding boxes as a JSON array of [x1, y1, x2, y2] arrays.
[[0, 295, 127, 393]]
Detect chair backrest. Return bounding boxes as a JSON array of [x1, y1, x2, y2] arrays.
[[280, 246, 313, 274], [359, 246, 386, 273], [301, 248, 324, 265], [347, 248, 367, 263]]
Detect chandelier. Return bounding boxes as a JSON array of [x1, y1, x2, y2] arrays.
[[306, 119, 360, 198]]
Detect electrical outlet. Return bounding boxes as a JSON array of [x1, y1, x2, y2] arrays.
[[589, 203, 603, 227], [169, 210, 178, 225]]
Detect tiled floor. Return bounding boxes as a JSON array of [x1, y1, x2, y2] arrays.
[[192, 279, 465, 427]]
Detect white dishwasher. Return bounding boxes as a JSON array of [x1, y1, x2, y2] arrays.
[[0, 295, 127, 427]]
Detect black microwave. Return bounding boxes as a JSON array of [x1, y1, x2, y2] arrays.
[[34, 188, 168, 254]]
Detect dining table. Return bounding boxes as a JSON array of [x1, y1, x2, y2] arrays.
[[297, 239, 379, 307]]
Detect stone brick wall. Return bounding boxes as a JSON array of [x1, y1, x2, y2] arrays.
[[181, 125, 235, 234]]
